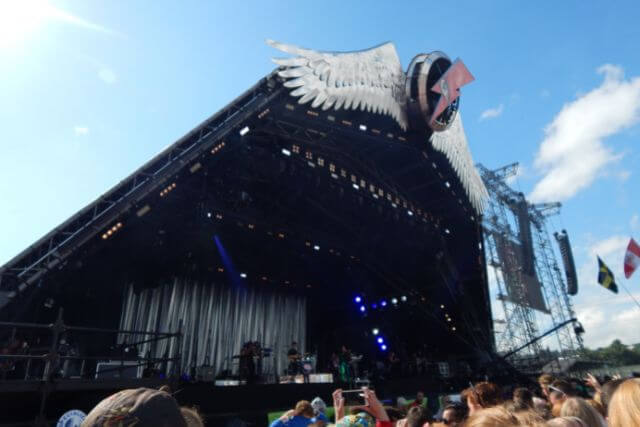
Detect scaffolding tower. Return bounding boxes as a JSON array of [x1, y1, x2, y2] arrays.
[[479, 163, 583, 369]]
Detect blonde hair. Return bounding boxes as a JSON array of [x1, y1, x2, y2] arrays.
[[463, 406, 519, 427], [547, 417, 587, 427], [560, 397, 605, 427], [608, 378, 640, 427]]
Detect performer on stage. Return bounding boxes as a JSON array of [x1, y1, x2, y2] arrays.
[[338, 345, 352, 383], [287, 341, 300, 376]]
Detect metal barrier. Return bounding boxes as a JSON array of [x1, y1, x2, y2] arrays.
[[0, 308, 182, 426]]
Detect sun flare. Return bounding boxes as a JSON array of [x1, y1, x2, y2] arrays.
[[0, 0, 52, 49]]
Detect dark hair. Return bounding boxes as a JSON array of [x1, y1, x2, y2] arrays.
[[443, 403, 467, 423], [512, 387, 534, 411], [462, 382, 502, 408], [293, 400, 314, 417], [405, 406, 430, 427], [601, 378, 625, 412], [550, 379, 573, 396]]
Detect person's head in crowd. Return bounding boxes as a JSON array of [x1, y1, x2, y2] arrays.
[[511, 387, 534, 411], [600, 378, 624, 415], [549, 380, 572, 406], [546, 417, 588, 427], [414, 391, 424, 405], [532, 396, 552, 420], [293, 400, 314, 418], [441, 402, 467, 426], [607, 378, 640, 427], [511, 409, 544, 425], [397, 396, 409, 412], [560, 397, 606, 427], [81, 387, 203, 427], [311, 397, 328, 425], [539, 374, 555, 398], [462, 406, 519, 427], [403, 406, 429, 427], [461, 382, 501, 415], [585, 399, 605, 418]]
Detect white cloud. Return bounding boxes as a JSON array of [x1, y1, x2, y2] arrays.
[[576, 305, 640, 348], [479, 104, 504, 121], [530, 65, 640, 202], [631, 214, 639, 231], [98, 68, 117, 84], [73, 126, 89, 136], [46, 3, 123, 37]]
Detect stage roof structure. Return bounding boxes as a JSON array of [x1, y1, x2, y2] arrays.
[[0, 41, 494, 359]]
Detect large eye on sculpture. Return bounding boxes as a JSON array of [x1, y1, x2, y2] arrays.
[[405, 51, 459, 132]]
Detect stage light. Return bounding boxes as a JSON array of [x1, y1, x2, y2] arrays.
[[359, 124, 367, 131], [452, 327, 456, 331], [352, 183, 359, 190], [381, 300, 387, 307], [401, 296, 407, 302], [381, 344, 387, 351], [355, 296, 362, 303], [377, 337, 384, 344], [313, 245, 320, 251], [445, 181, 451, 188], [359, 305, 366, 312], [391, 298, 398, 305], [407, 210, 413, 216], [372, 328, 379, 335], [207, 212, 212, 218], [444, 228, 450, 234], [239, 126, 250, 136], [371, 303, 378, 309], [240, 273, 247, 278], [282, 148, 292, 156]]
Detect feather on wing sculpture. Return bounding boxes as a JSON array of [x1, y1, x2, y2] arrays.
[[267, 39, 408, 130], [430, 114, 488, 214], [267, 39, 488, 215]]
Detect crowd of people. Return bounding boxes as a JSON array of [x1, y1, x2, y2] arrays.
[[73, 372, 640, 426]]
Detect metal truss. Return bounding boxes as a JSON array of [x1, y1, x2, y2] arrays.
[[0, 72, 284, 303], [478, 163, 583, 367]]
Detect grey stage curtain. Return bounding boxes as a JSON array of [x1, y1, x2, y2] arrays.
[[118, 278, 306, 379]]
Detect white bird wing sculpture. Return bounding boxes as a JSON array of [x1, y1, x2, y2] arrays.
[[430, 114, 488, 214], [267, 39, 408, 130]]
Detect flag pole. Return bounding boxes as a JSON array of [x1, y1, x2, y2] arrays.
[[620, 281, 640, 311]]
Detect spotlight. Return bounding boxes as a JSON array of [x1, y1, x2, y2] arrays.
[[355, 296, 362, 303], [440, 304, 445, 309], [407, 210, 413, 216], [313, 245, 320, 251], [240, 273, 247, 278], [372, 328, 379, 335], [239, 126, 250, 136], [444, 228, 450, 234], [371, 303, 378, 309], [281, 148, 292, 156], [381, 300, 387, 307], [381, 344, 387, 351], [391, 298, 398, 305], [207, 212, 212, 218], [377, 337, 384, 344], [352, 183, 359, 190], [401, 296, 407, 302], [359, 305, 366, 313]]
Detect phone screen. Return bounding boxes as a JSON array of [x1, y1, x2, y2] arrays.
[[342, 389, 367, 406]]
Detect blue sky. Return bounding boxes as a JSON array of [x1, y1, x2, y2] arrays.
[[1, 1, 639, 349]]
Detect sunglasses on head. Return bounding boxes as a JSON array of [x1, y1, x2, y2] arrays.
[[547, 385, 566, 395]]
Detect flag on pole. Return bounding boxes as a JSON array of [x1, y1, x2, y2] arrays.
[[624, 238, 640, 279], [598, 256, 618, 294]]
